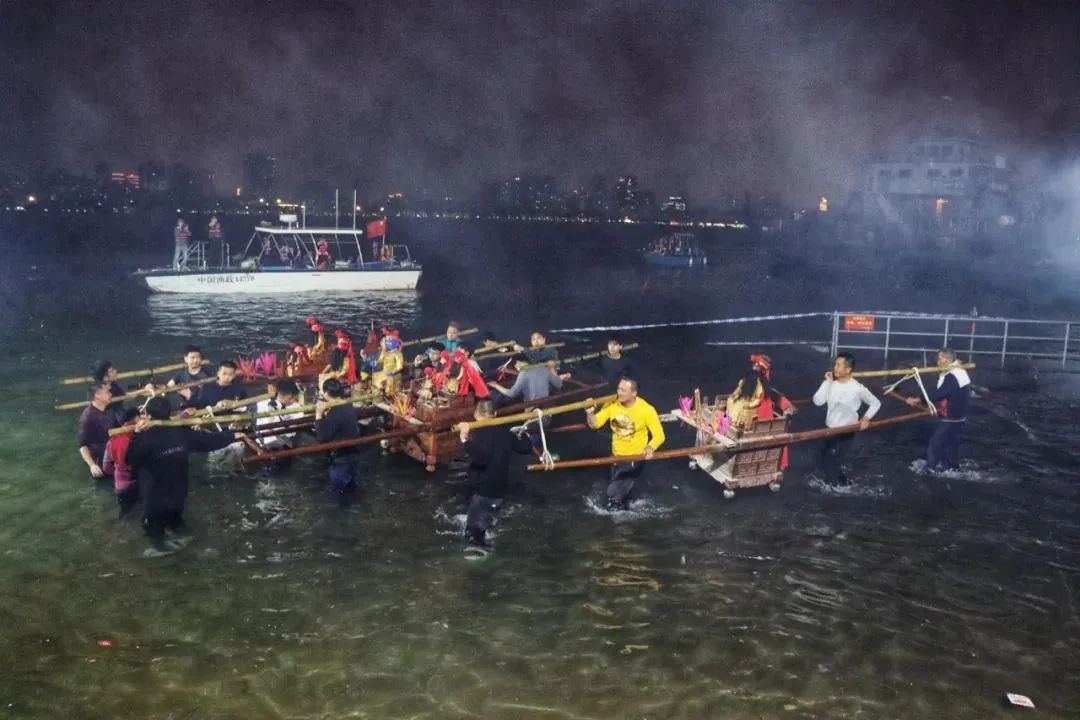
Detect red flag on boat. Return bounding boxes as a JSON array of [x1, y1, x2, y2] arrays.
[[367, 219, 387, 238]]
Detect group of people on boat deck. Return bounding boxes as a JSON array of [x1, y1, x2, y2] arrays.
[[72, 312, 972, 552], [172, 216, 224, 270]]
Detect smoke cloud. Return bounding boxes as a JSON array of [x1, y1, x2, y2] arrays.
[[2, 0, 1078, 205]]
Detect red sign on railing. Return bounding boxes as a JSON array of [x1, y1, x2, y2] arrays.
[[844, 314, 876, 331]]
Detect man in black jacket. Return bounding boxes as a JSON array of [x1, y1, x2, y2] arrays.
[[905, 348, 972, 471], [458, 399, 533, 546], [127, 397, 243, 551], [314, 378, 361, 494]]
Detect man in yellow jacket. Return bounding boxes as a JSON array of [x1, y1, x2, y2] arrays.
[[586, 377, 665, 510]]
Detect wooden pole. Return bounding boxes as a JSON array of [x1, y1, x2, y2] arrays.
[[851, 362, 975, 380], [528, 443, 728, 471], [472, 341, 516, 356], [249, 405, 383, 436], [550, 422, 589, 433], [241, 427, 419, 465], [401, 328, 479, 349], [240, 435, 267, 456], [527, 410, 930, 471], [60, 360, 210, 386], [459, 394, 616, 431], [108, 393, 379, 436], [54, 376, 217, 411]]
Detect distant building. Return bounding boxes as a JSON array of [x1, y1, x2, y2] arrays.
[[588, 175, 610, 216], [243, 153, 277, 199], [489, 174, 562, 216], [660, 194, 689, 221], [138, 162, 167, 192], [614, 175, 640, 216], [110, 171, 141, 190], [859, 134, 1014, 236]]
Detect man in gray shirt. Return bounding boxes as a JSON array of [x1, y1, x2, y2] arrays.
[[490, 360, 570, 407], [812, 352, 881, 486]]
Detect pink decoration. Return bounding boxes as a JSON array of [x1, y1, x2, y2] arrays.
[[255, 352, 277, 377], [678, 396, 693, 414]]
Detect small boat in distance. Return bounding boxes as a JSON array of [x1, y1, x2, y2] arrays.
[[643, 232, 707, 268], [133, 215, 422, 293]]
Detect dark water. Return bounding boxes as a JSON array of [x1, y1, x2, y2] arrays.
[[2, 219, 1080, 718]]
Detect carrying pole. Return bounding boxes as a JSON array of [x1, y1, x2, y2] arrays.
[[527, 410, 930, 471], [459, 394, 616, 431], [241, 427, 420, 465], [851, 362, 974, 380]]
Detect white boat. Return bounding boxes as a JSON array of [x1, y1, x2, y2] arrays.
[[133, 219, 421, 294]]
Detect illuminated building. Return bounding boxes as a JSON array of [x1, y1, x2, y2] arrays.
[[861, 134, 1014, 236], [243, 153, 277, 198]]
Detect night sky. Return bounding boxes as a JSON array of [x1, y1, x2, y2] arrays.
[[3, 0, 1080, 204]]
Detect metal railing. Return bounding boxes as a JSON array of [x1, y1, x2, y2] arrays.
[[829, 311, 1078, 368], [694, 310, 1080, 369]]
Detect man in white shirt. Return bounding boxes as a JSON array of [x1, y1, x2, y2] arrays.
[[255, 380, 305, 454], [812, 353, 881, 486]]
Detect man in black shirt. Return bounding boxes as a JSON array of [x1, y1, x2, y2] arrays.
[[315, 378, 361, 494], [77, 382, 114, 478], [181, 359, 247, 411], [127, 396, 243, 550], [92, 361, 128, 427], [598, 336, 634, 389], [458, 399, 533, 546], [167, 345, 213, 403]]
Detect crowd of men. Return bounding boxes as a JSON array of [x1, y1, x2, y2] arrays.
[[73, 319, 973, 553]]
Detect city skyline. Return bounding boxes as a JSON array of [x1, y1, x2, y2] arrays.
[[5, 1, 1080, 206]]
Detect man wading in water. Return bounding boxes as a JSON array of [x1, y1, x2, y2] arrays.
[[458, 399, 534, 547], [812, 352, 881, 486], [586, 378, 665, 510], [127, 396, 244, 553]]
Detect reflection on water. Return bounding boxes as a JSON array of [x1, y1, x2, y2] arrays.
[[147, 290, 422, 352], [6, 224, 1080, 718]]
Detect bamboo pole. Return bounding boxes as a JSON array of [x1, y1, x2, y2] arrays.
[[54, 376, 218, 411], [189, 391, 274, 417], [472, 340, 516, 356], [60, 360, 210, 386], [851, 362, 975, 380], [521, 343, 638, 371], [459, 394, 616, 431], [527, 410, 931, 471], [241, 426, 419, 465], [108, 393, 380, 436], [401, 328, 478, 349]]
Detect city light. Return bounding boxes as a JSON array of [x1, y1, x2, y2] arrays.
[[27, 195, 36, 203]]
